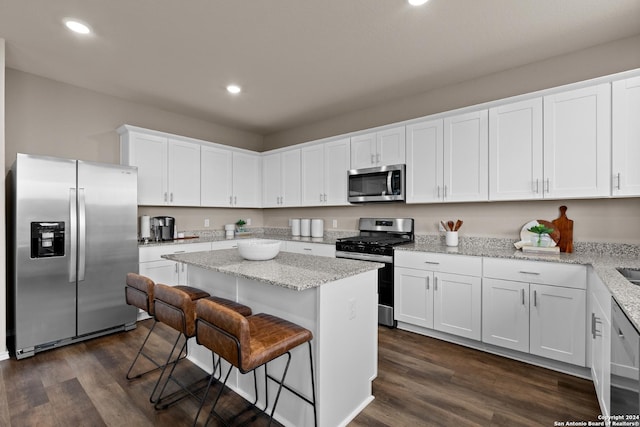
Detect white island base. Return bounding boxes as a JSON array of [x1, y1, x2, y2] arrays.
[[184, 265, 378, 427]]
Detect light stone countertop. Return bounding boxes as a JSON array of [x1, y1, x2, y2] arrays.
[[162, 249, 383, 291], [398, 239, 640, 332]]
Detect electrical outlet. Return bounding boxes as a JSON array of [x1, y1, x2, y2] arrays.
[[348, 298, 356, 320], [332, 219, 338, 228], [204, 218, 210, 227], [246, 218, 251, 226]]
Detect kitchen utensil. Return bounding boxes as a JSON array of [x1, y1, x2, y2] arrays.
[[552, 205, 574, 253], [441, 221, 448, 231], [446, 231, 458, 247], [454, 219, 463, 231], [447, 221, 454, 232]]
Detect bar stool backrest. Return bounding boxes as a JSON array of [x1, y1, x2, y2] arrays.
[[154, 284, 197, 336], [196, 299, 252, 372], [126, 273, 155, 315]]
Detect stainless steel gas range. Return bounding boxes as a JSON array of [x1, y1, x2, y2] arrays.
[[335, 218, 414, 327]]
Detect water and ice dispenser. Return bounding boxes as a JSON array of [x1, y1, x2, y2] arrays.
[[30, 222, 65, 258]]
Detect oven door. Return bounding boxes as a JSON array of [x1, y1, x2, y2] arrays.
[[348, 164, 405, 203]]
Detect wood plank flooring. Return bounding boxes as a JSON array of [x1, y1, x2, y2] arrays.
[[0, 320, 601, 426]]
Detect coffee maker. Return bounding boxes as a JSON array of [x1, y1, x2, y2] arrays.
[[151, 216, 175, 241]]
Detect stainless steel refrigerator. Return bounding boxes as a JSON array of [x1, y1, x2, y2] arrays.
[[10, 153, 138, 359]]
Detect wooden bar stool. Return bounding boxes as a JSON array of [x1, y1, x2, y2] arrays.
[[151, 284, 252, 410], [193, 298, 317, 427], [124, 273, 166, 380]]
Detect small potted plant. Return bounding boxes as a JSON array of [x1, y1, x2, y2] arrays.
[[235, 219, 247, 233], [528, 224, 554, 247]]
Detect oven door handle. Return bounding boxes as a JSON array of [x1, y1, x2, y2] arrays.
[[335, 251, 392, 264]]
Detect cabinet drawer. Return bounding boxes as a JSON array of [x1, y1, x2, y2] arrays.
[[483, 258, 586, 289], [394, 251, 482, 276], [139, 242, 212, 262], [284, 241, 335, 258]]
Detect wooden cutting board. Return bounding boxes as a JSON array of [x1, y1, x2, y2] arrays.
[[551, 205, 574, 253]]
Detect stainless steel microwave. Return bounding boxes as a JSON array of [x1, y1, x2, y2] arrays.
[[348, 164, 405, 203]]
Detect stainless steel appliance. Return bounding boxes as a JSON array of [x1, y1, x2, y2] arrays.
[[611, 298, 640, 415], [9, 153, 138, 359], [151, 216, 175, 241], [336, 218, 414, 327], [347, 164, 405, 203]]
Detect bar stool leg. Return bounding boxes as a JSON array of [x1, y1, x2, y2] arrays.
[[126, 319, 158, 380], [149, 330, 185, 404]]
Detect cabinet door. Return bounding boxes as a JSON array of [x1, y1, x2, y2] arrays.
[[489, 98, 543, 200], [284, 241, 335, 258], [482, 278, 530, 352], [612, 76, 640, 196], [394, 267, 434, 328], [443, 110, 488, 202], [126, 132, 167, 205], [350, 133, 376, 169], [167, 139, 201, 206], [301, 145, 325, 206], [530, 283, 586, 365], [406, 119, 444, 203], [281, 149, 301, 207], [324, 138, 350, 205], [139, 259, 179, 286], [201, 145, 233, 207], [232, 152, 261, 207], [590, 292, 611, 416], [543, 83, 611, 199], [377, 126, 405, 166], [433, 272, 481, 340], [262, 152, 282, 207]]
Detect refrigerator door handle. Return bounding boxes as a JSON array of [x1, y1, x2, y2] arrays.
[[69, 188, 77, 283], [78, 188, 86, 281]]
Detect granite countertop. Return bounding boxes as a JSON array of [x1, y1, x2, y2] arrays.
[[139, 231, 343, 248], [398, 239, 640, 332], [162, 249, 383, 291]]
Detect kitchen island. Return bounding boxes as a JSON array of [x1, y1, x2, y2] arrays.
[[162, 249, 383, 427]]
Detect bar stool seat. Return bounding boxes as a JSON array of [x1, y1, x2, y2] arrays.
[[151, 284, 252, 410], [193, 299, 317, 427], [125, 273, 163, 380]]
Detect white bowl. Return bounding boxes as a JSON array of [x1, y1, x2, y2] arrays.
[[237, 239, 281, 261]]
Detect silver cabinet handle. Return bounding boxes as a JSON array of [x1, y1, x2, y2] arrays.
[[426, 276, 430, 290], [434, 276, 438, 291], [521, 288, 525, 305], [424, 261, 440, 265], [320, 193, 323, 202], [324, 193, 327, 202], [616, 172, 621, 190], [371, 154, 375, 164], [303, 247, 312, 252], [170, 192, 174, 202], [534, 179, 540, 194], [591, 313, 602, 339], [181, 263, 185, 273], [175, 263, 178, 273], [545, 179, 550, 193], [519, 271, 540, 275], [69, 188, 77, 283], [533, 290, 537, 307], [437, 185, 441, 198], [376, 153, 381, 163], [234, 196, 237, 205], [164, 192, 168, 202], [443, 185, 447, 199], [229, 196, 233, 205]]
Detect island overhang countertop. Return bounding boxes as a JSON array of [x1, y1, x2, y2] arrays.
[[162, 249, 384, 291]]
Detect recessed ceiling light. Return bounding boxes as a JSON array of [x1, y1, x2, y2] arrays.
[[226, 84, 242, 94], [64, 19, 91, 34], [408, 0, 429, 5]]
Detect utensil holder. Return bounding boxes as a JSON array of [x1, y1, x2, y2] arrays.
[[446, 231, 458, 247]]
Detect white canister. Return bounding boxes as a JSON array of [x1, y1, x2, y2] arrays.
[[311, 219, 324, 238], [291, 218, 301, 236], [300, 219, 311, 237], [140, 215, 151, 240]]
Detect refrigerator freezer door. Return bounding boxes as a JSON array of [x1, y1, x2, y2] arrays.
[[77, 161, 138, 335], [14, 154, 77, 352]]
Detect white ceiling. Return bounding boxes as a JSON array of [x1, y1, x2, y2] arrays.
[[2, 0, 639, 135]]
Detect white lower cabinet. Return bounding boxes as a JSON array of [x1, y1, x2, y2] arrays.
[[588, 268, 611, 417], [394, 252, 482, 340], [482, 258, 587, 366], [138, 242, 212, 286], [283, 241, 335, 258]]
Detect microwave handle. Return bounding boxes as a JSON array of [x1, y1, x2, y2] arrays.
[[387, 171, 393, 195]]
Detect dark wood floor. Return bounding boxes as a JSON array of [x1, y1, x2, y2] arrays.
[[0, 320, 601, 426]]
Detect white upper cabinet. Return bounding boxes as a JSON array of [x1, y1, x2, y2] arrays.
[[489, 98, 543, 200], [201, 146, 261, 208], [543, 83, 611, 199], [406, 118, 443, 203], [444, 110, 489, 202], [407, 111, 487, 203], [612, 76, 640, 197], [201, 145, 233, 206], [350, 126, 405, 169], [262, 148, 301, 207], [120, 130, 200, 206], [301, 138, 350, 206]]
